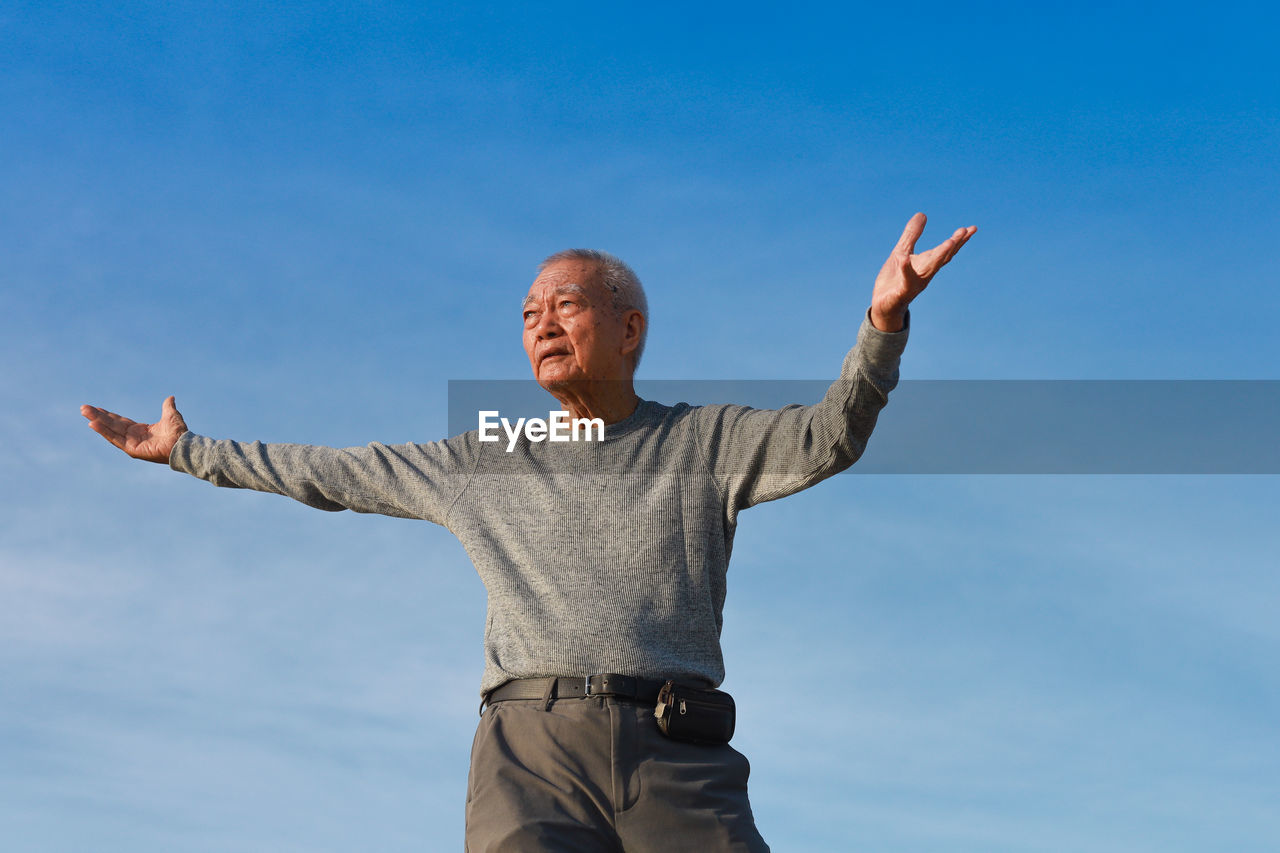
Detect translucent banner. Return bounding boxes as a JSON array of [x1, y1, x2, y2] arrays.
[[447, 380, 1280, 474]]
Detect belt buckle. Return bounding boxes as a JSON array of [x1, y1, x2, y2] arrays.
[[585, 674, 634, 698]]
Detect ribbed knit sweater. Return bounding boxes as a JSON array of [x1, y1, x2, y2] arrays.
[[170, 313, 908, 695]]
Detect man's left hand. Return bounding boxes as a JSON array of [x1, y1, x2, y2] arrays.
[[870, 213, 977, 332]]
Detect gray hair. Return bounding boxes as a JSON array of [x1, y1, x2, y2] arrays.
[[539, 248, 649, 370]]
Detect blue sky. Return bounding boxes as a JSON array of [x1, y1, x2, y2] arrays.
[[3, 1, 1278, 850]]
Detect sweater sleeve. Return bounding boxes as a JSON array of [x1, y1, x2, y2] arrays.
[[168, 431, 480, 526], [693, 310, 908, 513]]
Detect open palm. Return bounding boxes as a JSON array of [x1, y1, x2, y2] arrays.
[[80, 396, 189, 464]]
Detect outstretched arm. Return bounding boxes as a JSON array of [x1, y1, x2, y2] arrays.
[[870, 212, 977, 332], [81, 396, 478, 523], [698, 213, 977, 510], [80, 396, 189, 464]]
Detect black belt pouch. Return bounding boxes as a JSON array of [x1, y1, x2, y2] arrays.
[[653, 680, 736, 745]]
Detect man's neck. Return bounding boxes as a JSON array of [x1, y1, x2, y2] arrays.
[[550, 382, 641, 425]]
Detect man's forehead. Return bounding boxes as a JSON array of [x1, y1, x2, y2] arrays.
[[524, 261, 602, 303], [523, 281, 589, 307]]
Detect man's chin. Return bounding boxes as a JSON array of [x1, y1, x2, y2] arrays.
[[535, 372, 607, 399], [537, 378, 563, 395], [535, 371, 574, 396]]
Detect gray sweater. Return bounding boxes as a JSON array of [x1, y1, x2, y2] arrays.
[[171, 314, 908, 695]]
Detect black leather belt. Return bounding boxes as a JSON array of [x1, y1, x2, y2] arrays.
[[484, 674, 668, 708]]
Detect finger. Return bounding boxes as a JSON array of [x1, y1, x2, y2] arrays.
[[924, 226, 976, 256], [915, 226, 977, 277], [162, 395, 178, 422], [935, 228, 969, 266], [86, 416, 130, 449], [941, 226, 977, 264], [913, 236, 958, 275], [85, 408, 140, 442], [894, 212, 927, 256], [950, 225, 976, 248]]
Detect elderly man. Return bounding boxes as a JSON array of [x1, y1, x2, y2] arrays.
[[82, 213, 975, 851]]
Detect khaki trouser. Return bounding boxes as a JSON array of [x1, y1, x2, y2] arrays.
[[465, 695, 770, 852]]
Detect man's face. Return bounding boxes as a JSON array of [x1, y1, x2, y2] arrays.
[[522, 259, 634, 394]]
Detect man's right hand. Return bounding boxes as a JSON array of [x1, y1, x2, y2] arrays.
[[81, 396, 189, 464]]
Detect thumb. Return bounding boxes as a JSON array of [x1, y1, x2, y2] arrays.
[[161, 395, 188, 432], [894, 212, 927, 256]]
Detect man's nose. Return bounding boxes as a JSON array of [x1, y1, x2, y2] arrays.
[[534, 309, 562, 339]]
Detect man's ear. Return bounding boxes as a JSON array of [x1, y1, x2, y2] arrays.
[[619, 309, 645, 356]]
